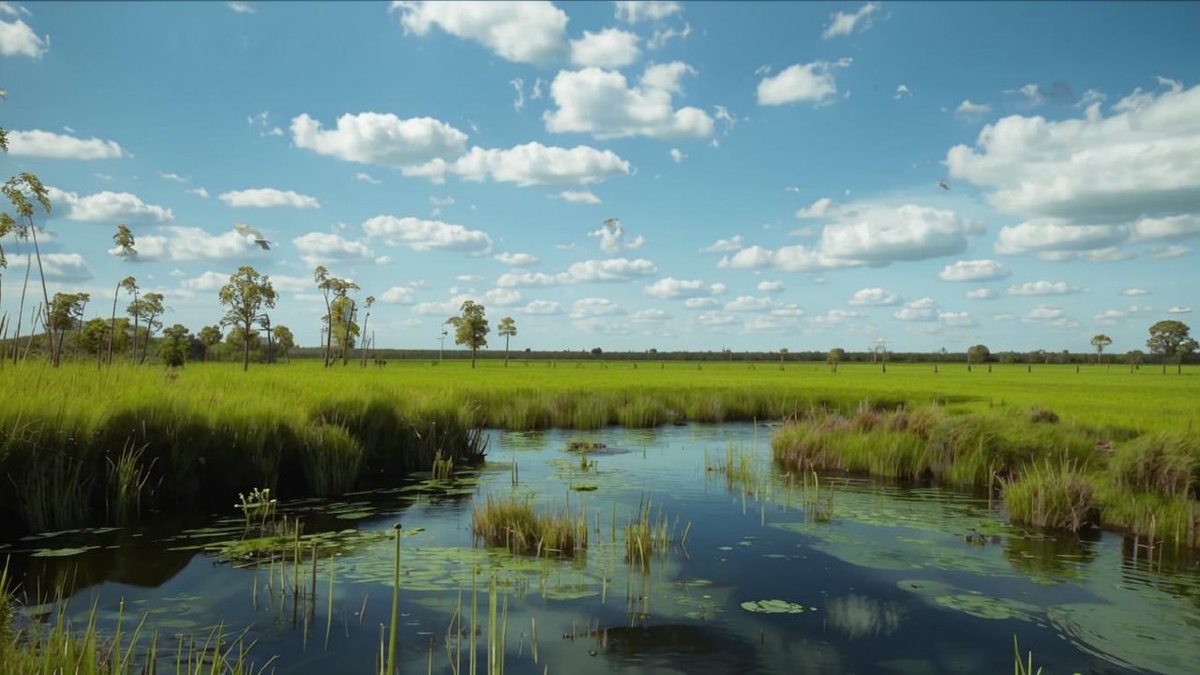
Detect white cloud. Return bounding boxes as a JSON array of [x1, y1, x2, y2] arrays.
[[5, 252, 91, 281], [291, 112, 469, 169], [422, 142, 631, 186], [571, 297, 623, 317], [756, 59, 851, 106], [719, 244, 852, 273], [494, 252, 540, 266], [796, 197, 839, 219], [356, 172, 382, 185], [669, 148, 687, 163], [819, 204, 983, 263], [227, 2, 255, 14], [937, 259, 1011, 282], [812, 309, 864, 325], [543, 64, 714, 140], [615, 1, 681, 23], [522, 300, 563, 315], [485, 288, 523, 306], [362, 215, 492, 254], [497, 271, 565, 288], [684, 297, 719, 309], [822, 2, 879, 39], [757, 280, 785, 293], [697, 312, 737, 327], [1094, 309, 1126, 324], [1149, 245, 1190, 259], [938, 311, 975, 327], [948, 80, 1200, 257], [112, 226, 264, 262], [1007, 280, 1084, 296], [895, 84, 911, 99], [186, 187, 210, 198], [391, 0, 567, 64], [1007, 83, 1044, 107], [570, 28, 640, 68], [292, 232, 375, 266], [566, 257, 657, 282], [1024, 305, 1064, 321], [770, 303, 804, 318], [379, 286, 417, 304], [724, 295, 773, 312], [160, 172, 187, 183], [955, 99, 992, 117], [631, 308, 670, 322], [648, 22, 691, 49], [644, 277, 721, 299], [1167, 306, 1193, 314], [509, 77, 526, 111], [589, 218, 644, 254], [219, 188, 320, 209], [47, 187, 173, 223], [0, 13, 46, 58], [966, 288, 998, 300], [848, 287, 899, 306], [8, 130, 124, 159], [700, 235, 743, 253], [1120, 288, 1150, 296], [893, 297, 937, 322], [558, 190, 602, 204]]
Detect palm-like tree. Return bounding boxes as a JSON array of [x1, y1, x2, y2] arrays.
[[498, 316, 517, 367], [359, 295, 375, 367], [1090, 334, 1112, 365], [2, 172, 53, 364]]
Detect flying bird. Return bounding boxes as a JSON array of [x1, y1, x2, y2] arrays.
[[235, 223, 272, 250], [938, 181, 950, 191]]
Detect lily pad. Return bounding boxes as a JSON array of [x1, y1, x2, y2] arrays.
[[740, 599, 809, 614]]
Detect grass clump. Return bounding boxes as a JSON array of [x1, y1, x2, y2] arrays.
[[624, 496, 690, 571], [471, 494, 587, 557], [1001, 457, 1097, 531]]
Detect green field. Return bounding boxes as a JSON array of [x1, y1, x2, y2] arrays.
[[1, 358, 1197, 538]]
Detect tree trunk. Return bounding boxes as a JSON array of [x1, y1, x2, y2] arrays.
[[12, 250, 31, 364], [108, 284, 119, 365], [504, 336, 510, 367], [243, 331, 250, 372], [471, 346, 477, 369]]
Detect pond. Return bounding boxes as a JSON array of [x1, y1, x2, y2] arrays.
[[3, 423, 1200, 674]]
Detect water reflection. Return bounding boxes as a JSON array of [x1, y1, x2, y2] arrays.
[[823, 594, 904, 639]]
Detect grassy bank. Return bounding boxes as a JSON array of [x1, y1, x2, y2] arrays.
[[771, 403, 1200, 547], [2, 358, 1196, 536]]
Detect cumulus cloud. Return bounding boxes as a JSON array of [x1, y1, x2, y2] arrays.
[[937, 259, 1011, 282], [416, 142, 631, 186], [631, 308, 670, 322], [494, 252, 540, 266], [700, 235, 743, 253], [227, 2, 254, 13], [391, 1, 567, 64], [1007, 280, 1084, 296], [822, 2, 879, 39], [724, 295, 773, 312], [615, 1, 681, 23], [291, 112, 468, 169], [796, 197, 839, 219], [485, 288, 523, 306], [848, 287, 899, 306], [756, 59, 851, 106], [8, 130, 124, 159], [109, 226, 265, 262], [362, 215, 492, 254], [219, 188, 319, 209], [571, 297, 623, 317], [570, 28, 640, 68], [955, 99, 992, 118], [5, 252, 91, 280], [0, 10, 47, 58], [589, 218, 644, 254], [522, 300, 564, 315], [684, 297, 719, 309], [1167, 306, 1193, 314], [379, 285, 417, 304], [1120, 288, 1150, 296], [893, 297, 937, 322], [669, 148, 687, 163], [757, 280, 785, 293], [292, 232, 376, 266], [966, 288, 998, 300], [47, 187, 173, 223], [558, 190, 602, 204], [498, 258, 657, 288], [643, 277, 723, 299], [1024, 304, 1065, 321], [356, 172, 382, 185], [949, 79, 1200, 257], [543, 63, 714, 140]]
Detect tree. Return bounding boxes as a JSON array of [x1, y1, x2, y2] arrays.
[[159, 323, 190, 368], [128, 291, 164, 363], [2, 172, 53, 364], [359, 295, 375, 367], [1090, 334, 1112, 364], [80, 317, 110, 361], [827, 347, 845, 373], [1125, 349, 1145, 373], [46, 292, 89, 366], [967, 344, 990, 370], [447, 300, 489, 369], [314, 267, 358, 367], [779, 347, 788, 371], [498, 316, 517, 367], [109, 276, 138, 364], [1147, 320, 1197, 374], [218, 266, 278, 372], [329, 293, 359, 365], [272, 325, 295, 363]]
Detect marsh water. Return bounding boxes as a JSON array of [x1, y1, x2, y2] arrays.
[[3, 424, 1200, 674]]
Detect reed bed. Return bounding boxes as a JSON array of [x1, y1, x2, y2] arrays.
[[471, 494, 588, 557]]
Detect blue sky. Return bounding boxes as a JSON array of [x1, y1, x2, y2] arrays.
[[3, 1, 1199, 354]]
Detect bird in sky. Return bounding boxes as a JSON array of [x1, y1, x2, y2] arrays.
[[938, 180, 950, 191], [234, 223, 271, 250]]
